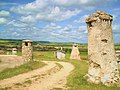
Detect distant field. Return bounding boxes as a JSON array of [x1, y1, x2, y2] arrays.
[[0, 39, 120, 59]]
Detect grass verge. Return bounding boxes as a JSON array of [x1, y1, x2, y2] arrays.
[[0, 61, 45, 80], [67, 60, 120, 90]]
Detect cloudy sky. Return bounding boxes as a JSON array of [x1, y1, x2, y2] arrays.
[[0, 0, 120, 43]]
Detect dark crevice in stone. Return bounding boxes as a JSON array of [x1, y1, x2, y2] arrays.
[[88, 22, 93, 28], [101, 39, 108, 43], [102, 53, 107, 55], [25, 42, 28, 46]]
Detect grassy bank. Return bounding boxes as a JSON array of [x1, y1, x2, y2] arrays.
[[0, 61, 45, 80], [67, 60, 120, 90]]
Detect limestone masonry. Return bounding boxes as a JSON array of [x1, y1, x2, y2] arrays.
[[85, 11, 120, 86], [22, 40, 33, 61], [70, 44, 81, 60]]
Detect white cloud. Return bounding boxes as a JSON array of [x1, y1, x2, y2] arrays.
[[11, 0, 116, 23], [0, 22, 88, 43], [7, 20, 28, 27], [21, 15, 36, 22], [54, 0, 90, 6], [47, 7, 81, 22], [113, 14, 117, 20], [11, 0, 48, 14], [12, 32, 20, 36], [113, 24, 120, 33], [54, 0, 117, 10], [11, 0, 81, 22], [20, 6, 81, 22], [46, 23, 61, 29], [0, 18, 8, 24], [13, 0, 88, 13], [54, 0, 100, 8], [0, 10, 10, 17], [79, 26, 87, 30], [74, 15, 88, 23]]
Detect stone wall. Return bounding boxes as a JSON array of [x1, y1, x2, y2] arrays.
[[56, 51, 65, 60], [85, 11, 119, 86], [22, 40, 33, 62]]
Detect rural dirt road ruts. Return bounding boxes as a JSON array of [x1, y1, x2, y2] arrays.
[[0, 61, 74, 90]]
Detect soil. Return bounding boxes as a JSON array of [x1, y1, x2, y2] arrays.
[[0, 61, 74, 90]]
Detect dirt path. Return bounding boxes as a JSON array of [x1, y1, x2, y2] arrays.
[[0, 61, 74, 90]]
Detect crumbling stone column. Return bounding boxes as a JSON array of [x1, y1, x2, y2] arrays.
[[70, 44, 81, 60], [22, 40, 33, 62], [85, 11, 119, 86]]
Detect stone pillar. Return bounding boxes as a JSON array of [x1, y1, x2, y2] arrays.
[[85, 11, 119, 86], [22, 40, 33, 62], [70, 44, 81, 60]]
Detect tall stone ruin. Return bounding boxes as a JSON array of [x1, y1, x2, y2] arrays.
[[70, 44, 81, 60], [22, 40, 33, 62], [85, 11, 119, 86]]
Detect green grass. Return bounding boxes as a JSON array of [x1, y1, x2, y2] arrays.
[[14, 83, 22, 86], [52, 88, 63, 90], [66, 60, 120, 90], [0, 61, 45, 80], [33, 51, 59, 61], [24, 80, 32, 84], [0, 86, 12, 90]]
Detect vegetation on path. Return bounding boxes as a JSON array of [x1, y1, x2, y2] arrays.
[[0, 61, 45, 80]]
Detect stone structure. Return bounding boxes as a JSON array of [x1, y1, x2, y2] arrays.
[[70, 44, 81, 60], [85, 11, 119, 86], [116, 50, 120, 69], [115, 50, 120, 58], [22, 40, 33, 61], [12, 48, 17, 55], [56, 51, 65, 60], [54, 51, 57, 58]]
